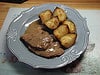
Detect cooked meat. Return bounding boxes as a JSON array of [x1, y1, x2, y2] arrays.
[[21, 20, 64, 58], [21, 20, 53, 50], [21, 30, 53, 50], [28, 42, 64, 58]]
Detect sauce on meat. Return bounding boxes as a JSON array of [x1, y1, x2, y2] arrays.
[[20, 20, 64, 58]]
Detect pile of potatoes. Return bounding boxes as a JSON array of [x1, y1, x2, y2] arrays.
[[39, 7, 77, 48]]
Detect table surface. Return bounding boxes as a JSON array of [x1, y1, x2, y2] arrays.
[[0, 0, 100, 29], [0, 8, 100, 75], [0, 1, 100, 74]]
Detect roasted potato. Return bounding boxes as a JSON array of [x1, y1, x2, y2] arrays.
[[53, 7, 67, 22], [63, 20, 76, 33], [44, 17, 59, 29], [60, 34, 77, 48], [39, 10, 52, 24], [39, 8, 77, 49], [53, 25, 69, 39]]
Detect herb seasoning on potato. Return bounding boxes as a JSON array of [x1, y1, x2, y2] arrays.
[[63, 20, 76, 33], [53, 25, 69, 39], [44, 17, 59, 29], [39, 10, 52, 24], [60, 34, 77, 48], [53, 7, 67, 22]]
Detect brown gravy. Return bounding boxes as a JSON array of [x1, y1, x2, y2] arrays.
[[20, 20, 64, 58]]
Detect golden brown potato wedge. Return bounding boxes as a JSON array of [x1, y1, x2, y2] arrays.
[[53, 25, 69, 39], [44, 17, 59, 29], [39, 10, 52, 24], [53, 7, 67, 22], [60, 34, 77, 48], [63, 20, 76, 33]]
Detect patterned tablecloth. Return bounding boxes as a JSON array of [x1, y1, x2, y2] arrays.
[[0, 8, 100, 75]]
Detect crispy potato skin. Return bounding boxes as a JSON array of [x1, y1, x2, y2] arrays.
[[60, 34, 77, 48], [53, 7, 67, 22], [45, 17, 59, 29], [39, 10, 52, 24], [63, 20, 76, 33], [39, 7, 77, 49], [53, 25, 69, 39]]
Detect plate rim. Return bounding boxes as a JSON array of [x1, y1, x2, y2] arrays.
[[6, 3, 90, 69]]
